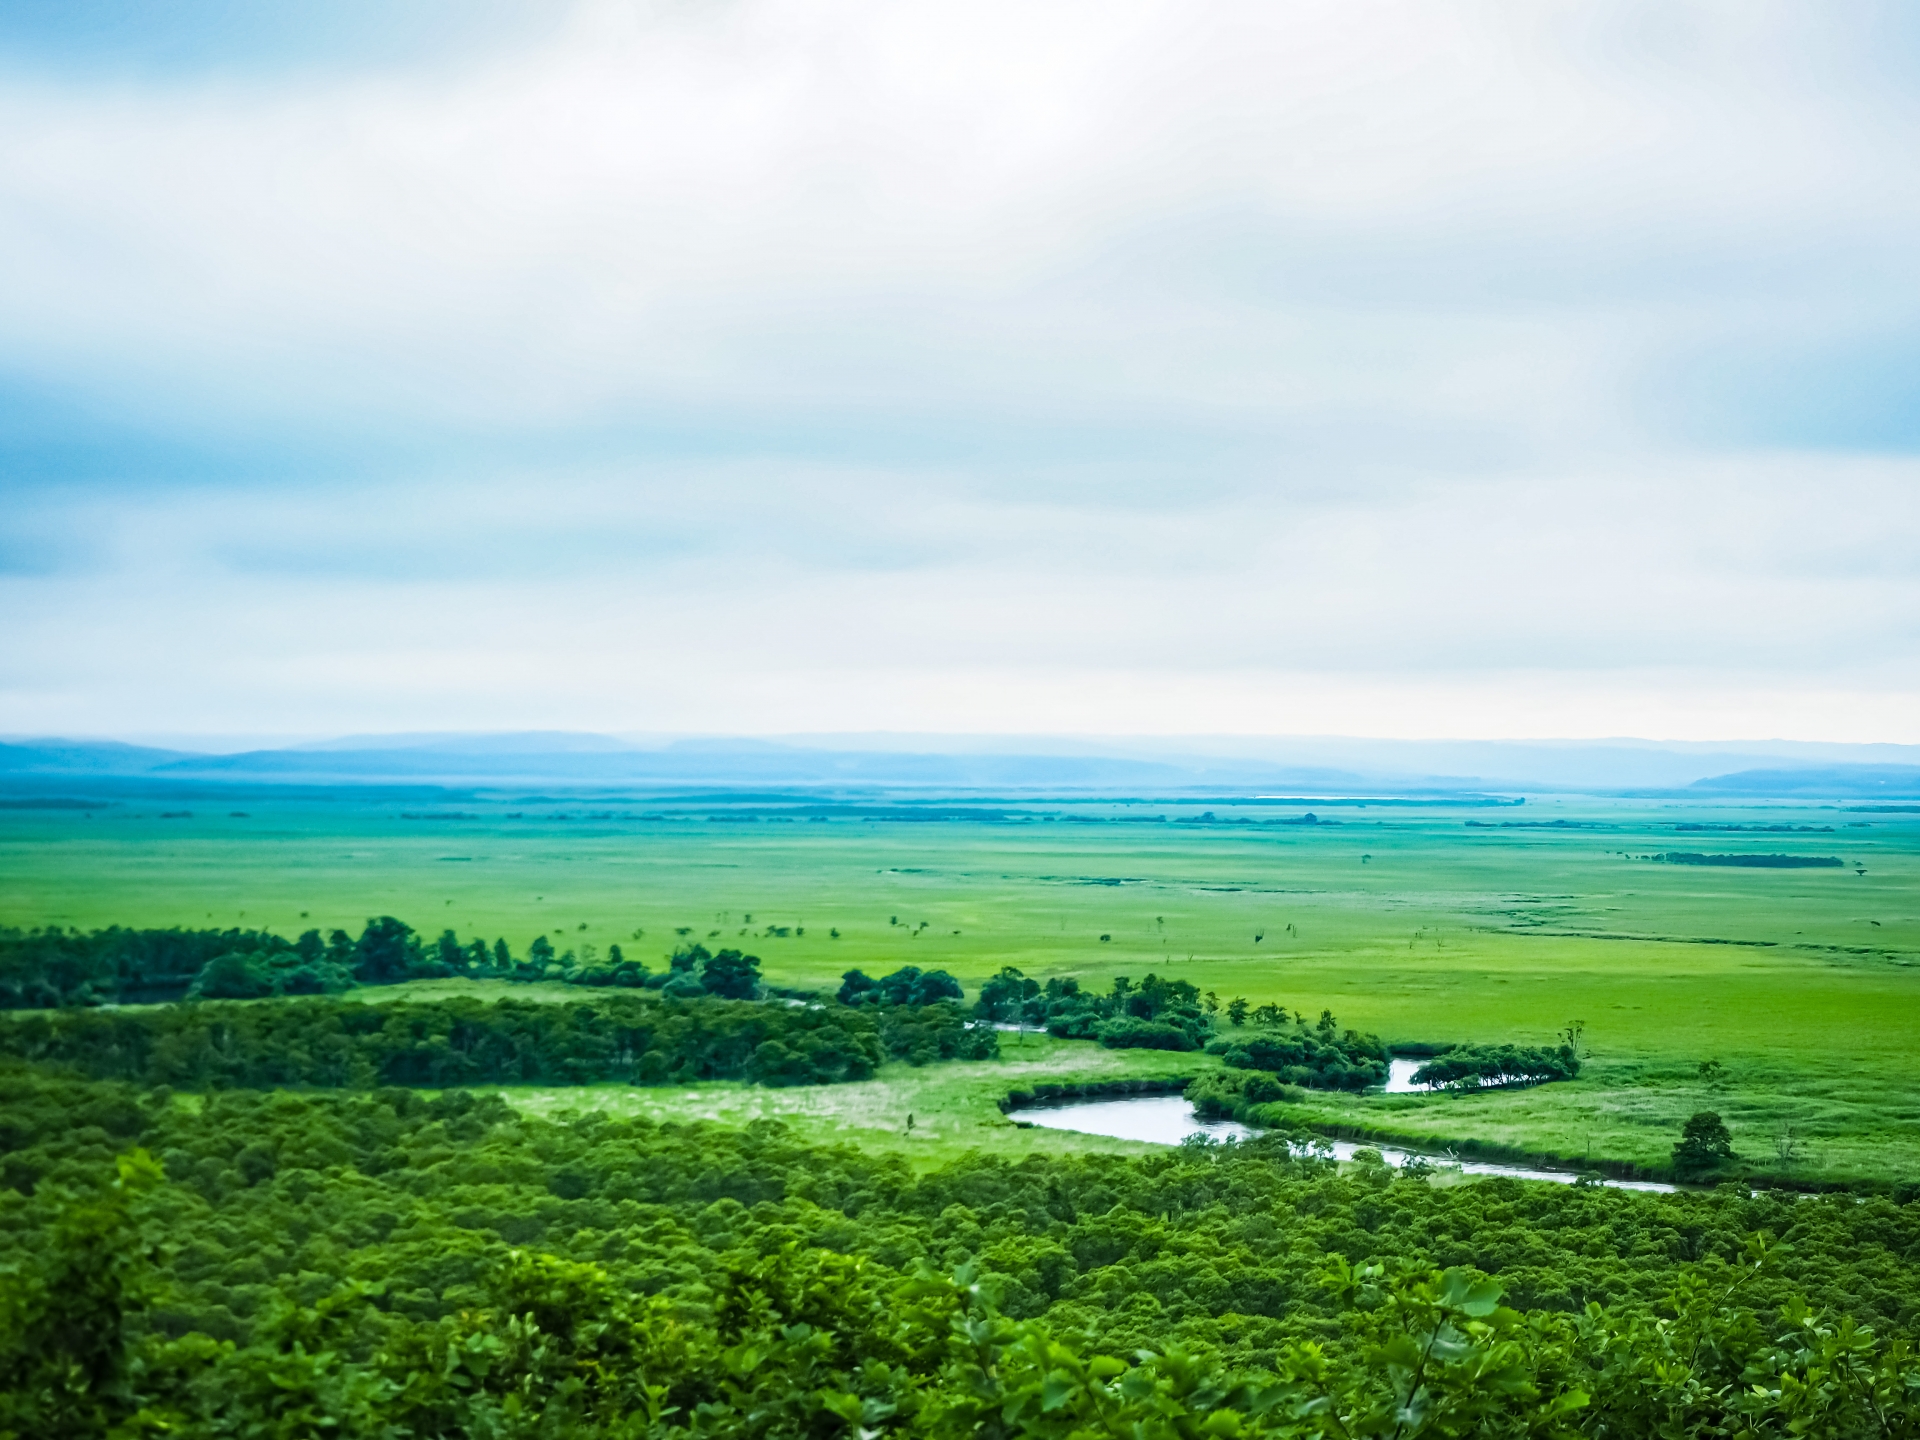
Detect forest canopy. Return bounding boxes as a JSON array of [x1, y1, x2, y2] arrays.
[[0, 991, 996, 1090], [2, 1071, 1918, 1438]]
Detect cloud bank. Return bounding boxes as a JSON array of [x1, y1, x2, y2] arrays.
[[2, 0, 1917, 739]]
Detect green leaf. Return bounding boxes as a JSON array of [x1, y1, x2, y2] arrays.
[[1040, 1371, 1078, 1412]]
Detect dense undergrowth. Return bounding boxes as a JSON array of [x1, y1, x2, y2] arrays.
[[3, 1071, 1919, 1436]]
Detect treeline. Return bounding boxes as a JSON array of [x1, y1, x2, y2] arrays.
[[0, 918, 784, 1009], [0, 924, 322, 1007], [1655, 852, 1845, 868], [1, 919, 1002, 1021], [3, 1074, 1919, 1437], [0, 990, 997, 1090], [1411, 1043, 1581, 1090]]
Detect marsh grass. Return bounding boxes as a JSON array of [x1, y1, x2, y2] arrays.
[[4, 797, 1915, 1181], [488, 1035, 1206, 1167]]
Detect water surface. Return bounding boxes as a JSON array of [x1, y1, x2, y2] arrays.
[[1019, 1094, 1674, 1193]]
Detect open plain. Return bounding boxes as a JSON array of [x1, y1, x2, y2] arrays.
[[5, 790, 1915, 1183]]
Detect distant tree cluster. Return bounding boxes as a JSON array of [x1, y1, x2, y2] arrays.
[[0, 924, 346, 1008], [1411, 1043, 1581, 1091], [1210, 1008, 1390, 1091], [833, 968, 989, 1065], [976, 969, 1215, 1051], [1654, 853, 1844, 869], [837, 965, 965, 1007], [0, 919, 775, 1008], [0, 990, 993, 1090]]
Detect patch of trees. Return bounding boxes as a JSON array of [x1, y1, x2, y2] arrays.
[[1655, 852, 1845, 868], [4, 1073, 1920, 1437], [1209, 1008, 1390, 1090], [0, 924, 332, 1007], [979, 969, 1215, 1051], [827, 969, 989, 1065], [1185, 1068, 1309, 1121], [837, 965, 965, 1007], [0, 990, 995, 1090], [1411, 1043, 1581, 1090], [874, 1003, 999, 1066]]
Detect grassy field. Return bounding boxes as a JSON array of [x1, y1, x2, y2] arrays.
[[3, 791, 1916, 1181], [490, 1035, 1207, 1169]]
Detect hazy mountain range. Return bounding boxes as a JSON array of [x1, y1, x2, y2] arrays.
[[2, 733, 1918, 798]]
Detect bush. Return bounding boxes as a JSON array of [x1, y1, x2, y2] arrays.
[[1673, 1110, 1735, 1177], [186, 952, 276, 1001], [1094, 1017, 1201, 1051]]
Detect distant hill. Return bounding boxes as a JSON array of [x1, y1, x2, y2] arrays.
[[5, 732, 1919, 797], [1688, 765, 1920, 798], [0, 739, 186, 775], [150, 741, 1209, 788]]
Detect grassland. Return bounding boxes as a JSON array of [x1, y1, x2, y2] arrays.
[[492, 1034, 1207, 1169], [3, 791, 1916, 1182]]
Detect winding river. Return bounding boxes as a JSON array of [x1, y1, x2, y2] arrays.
[[1016, 1091, 1675, 1193]]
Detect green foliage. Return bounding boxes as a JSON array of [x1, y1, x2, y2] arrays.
[[1411, 1044, 1580, 1091], [700, 949, 763, 1000], [0, 916, 775, 1010], [0, 991, 895, 1089], [1186, 1069, 1305, 1121], [0, 924, 309, 1007], [0, 1148, 162, 1439], [1656, 852, 1845, 868], [350, 915, 424, 984], [185, 950, 277, 1001], [0, 917, 445, 1008], [1091, 1016, 1202, 1051], [3, 1074, 1920, 1436], [876, 1002, 1000, 1067], [1673, 1110, 1736, 1178], [1211, 1011, 1389, 1091], [1010, 971, 1215, 1051], [0, 988, 998, 1093], [839, 966, 965, 1007]]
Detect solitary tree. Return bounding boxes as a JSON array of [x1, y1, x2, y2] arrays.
[[1672, 1111, 1734, 1177]]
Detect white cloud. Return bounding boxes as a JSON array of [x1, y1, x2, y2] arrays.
[[1, 0, 1918, 738]]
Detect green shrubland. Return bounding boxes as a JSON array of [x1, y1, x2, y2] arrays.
[[3, 1070, 1919, 1437]]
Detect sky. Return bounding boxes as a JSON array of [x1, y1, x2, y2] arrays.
[[2, 0, 1918, 744]]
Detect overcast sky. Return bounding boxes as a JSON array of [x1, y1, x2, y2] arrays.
[[2, 0, 1917, 743]]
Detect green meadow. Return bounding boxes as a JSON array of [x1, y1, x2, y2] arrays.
[[3, 792, 1916, 1182]]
